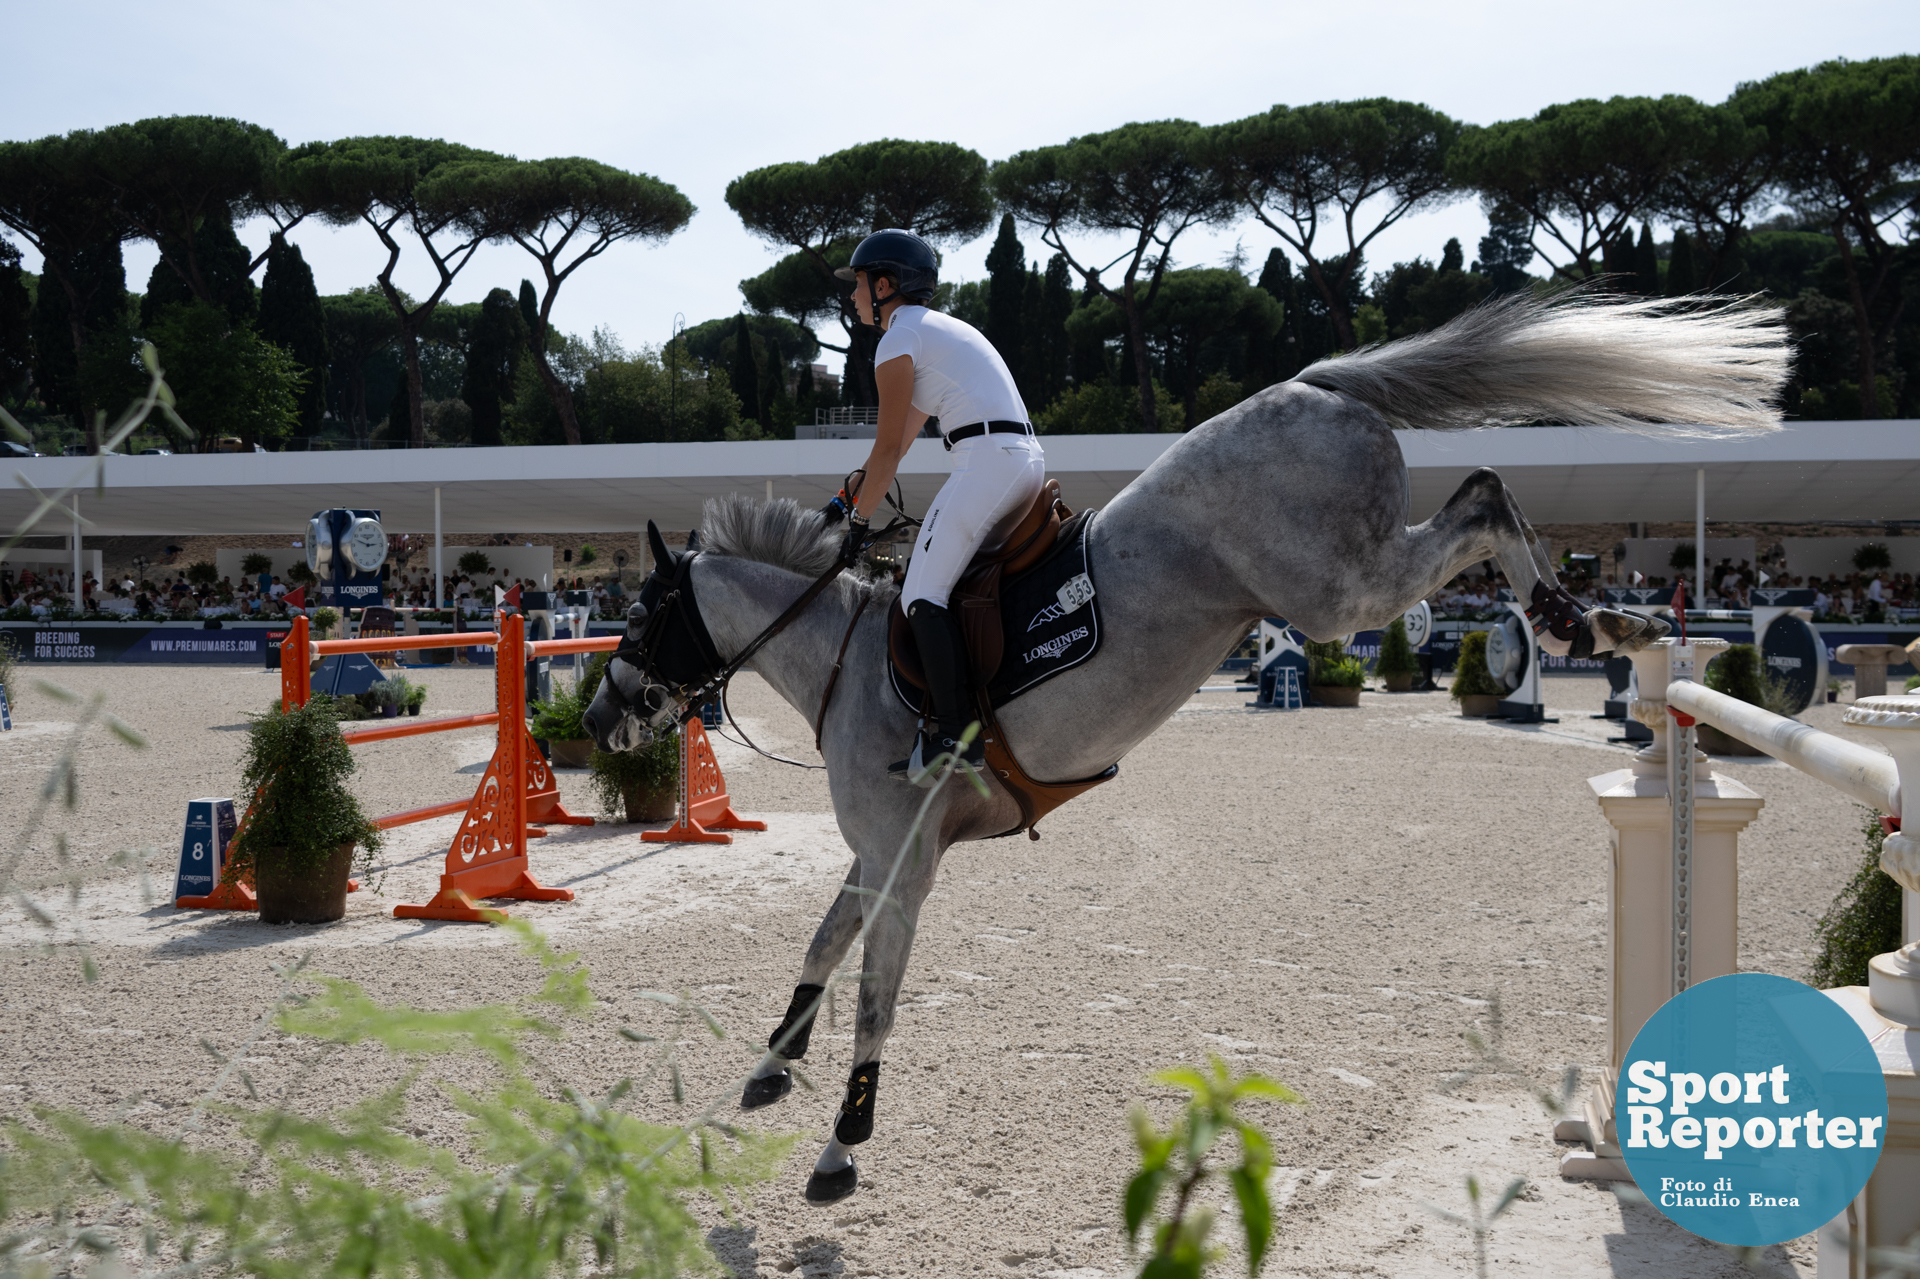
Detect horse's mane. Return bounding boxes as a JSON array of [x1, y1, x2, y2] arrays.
[[700, 494, 843, 578]]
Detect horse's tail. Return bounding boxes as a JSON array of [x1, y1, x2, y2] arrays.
[[1290, 291, 1790, 437]]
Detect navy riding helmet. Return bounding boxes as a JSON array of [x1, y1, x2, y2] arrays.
[[835, 229, 939, 307]]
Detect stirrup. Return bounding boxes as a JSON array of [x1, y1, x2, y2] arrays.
[[888, 729, 984, 787]]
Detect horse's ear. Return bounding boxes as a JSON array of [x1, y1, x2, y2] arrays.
[[686, 529, 701, 552], [647, 521, 669, 572]]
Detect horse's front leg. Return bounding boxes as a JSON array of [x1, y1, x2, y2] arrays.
[[742, 859, 866, 1109], [804, 831, 942, 1205]]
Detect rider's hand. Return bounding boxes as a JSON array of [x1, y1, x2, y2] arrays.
[[839, 515, 869, 563], [820, 494, 848, 526]]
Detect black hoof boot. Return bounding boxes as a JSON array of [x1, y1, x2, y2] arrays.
[[804, 1159, 859, 1205], [740, 1069, 792, 1110], [834, 1060, 881, 1145]]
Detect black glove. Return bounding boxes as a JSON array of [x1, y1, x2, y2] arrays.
[[839, 516, 870, 563], [820, 494, 849, 526]]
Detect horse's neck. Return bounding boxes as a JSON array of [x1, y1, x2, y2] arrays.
[[691, 557, 848, 720]]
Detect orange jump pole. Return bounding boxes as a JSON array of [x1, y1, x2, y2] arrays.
[[393, 610, 583, 922], [642, 716, 767, 845]]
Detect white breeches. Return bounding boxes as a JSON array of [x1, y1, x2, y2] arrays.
[[900, 435, 1046, 610]]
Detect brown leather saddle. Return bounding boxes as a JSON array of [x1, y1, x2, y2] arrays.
[[887, 478, 1118, 839]]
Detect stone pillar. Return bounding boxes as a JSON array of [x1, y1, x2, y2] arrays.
[[1819, 696, 1920, 1276], [1836, 643, 1908, 700], [1560, 639, 1764, 1181]]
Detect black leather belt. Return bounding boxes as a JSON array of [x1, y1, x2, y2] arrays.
[[943, 420, 1033, 451]]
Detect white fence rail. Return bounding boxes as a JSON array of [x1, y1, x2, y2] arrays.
[[1665, 680, 1899, 813]]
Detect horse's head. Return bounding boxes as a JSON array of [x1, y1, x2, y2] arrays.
[[584, 522, 721, 753]]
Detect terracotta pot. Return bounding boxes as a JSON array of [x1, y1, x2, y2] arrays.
[[1383, 673, 1415, 692], [1457, 693, 1502, 718], [1311, 685, 1362, 707], [547, 738, 594, 768], [621, 779, 678, 823], [256, 842, 356, 924], [1698, 724, 1765, 756]]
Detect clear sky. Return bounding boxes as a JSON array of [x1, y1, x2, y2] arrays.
[[7, 0, 1916, 377]]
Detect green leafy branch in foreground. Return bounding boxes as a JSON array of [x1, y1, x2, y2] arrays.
[[0, 920, 793, 1279], [1124, 1057, 1303, 1277]]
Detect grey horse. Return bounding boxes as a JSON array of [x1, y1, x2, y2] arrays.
[[583, 293, 1788, 1203]]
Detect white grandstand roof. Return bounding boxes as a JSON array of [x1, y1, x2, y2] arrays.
[[3, 420, 1914, 536]]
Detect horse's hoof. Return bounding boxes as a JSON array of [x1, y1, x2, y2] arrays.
[[804, 1160, 858, 1205], [741, 1070, 792, 1110], [1594, 607, 1670, 654]]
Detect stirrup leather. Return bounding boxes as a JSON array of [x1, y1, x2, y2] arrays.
[[1527, 581, 1593, 659]]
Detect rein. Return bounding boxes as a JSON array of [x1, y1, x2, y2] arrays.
[[612, 515, 912, 769]]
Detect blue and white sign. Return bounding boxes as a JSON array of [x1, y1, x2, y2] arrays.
[[0, 680, 10, 731], [310, 508, 387, 610], [173, 797, 237, 900], [1620, 972, 1887, 1246]]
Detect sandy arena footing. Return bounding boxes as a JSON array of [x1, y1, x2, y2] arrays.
[[3, 662, 1873, 1276]]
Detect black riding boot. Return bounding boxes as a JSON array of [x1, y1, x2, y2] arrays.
[[889, 600, 986, 783]]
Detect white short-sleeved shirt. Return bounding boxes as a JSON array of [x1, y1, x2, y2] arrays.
[[873, 306, 1028, 436]]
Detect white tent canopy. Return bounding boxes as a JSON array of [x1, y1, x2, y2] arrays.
[[4, 421, 1914, 538]]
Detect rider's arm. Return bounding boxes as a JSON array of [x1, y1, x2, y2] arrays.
[[852, 353, 927, 521]]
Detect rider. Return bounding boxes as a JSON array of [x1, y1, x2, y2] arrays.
[[822, 229, 1045, 781]]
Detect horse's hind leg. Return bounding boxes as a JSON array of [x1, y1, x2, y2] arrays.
[[1407, 468, 1668, 657], [742, 860, 867, 1110]]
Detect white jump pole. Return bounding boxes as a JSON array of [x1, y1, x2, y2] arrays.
[[1695, 468, 1705, 605], [434, 486, 443, 609]]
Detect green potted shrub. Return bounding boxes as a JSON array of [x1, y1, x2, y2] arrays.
[[309, 606, 340, 640], [590, 731, 682, 822], [1699, 645, 1779, 755], [1450, 629, 1503, 717], [241, 552, 274, 578], [1374, 617, 1421, 692], [405, 682, 428, 716], [374, 675, 409, 719], [532, 677, 596, 768], [1305, 639, 1365, 707], [225, 698, 382, 924]]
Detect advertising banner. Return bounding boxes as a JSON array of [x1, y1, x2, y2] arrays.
[[0, 623, 286, 664]]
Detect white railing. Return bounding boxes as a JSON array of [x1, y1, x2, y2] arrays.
[[1665, 680, 1900, 813]]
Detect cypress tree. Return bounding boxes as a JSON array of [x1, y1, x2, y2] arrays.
[[258, 237, 330, 436], [729, 314, 761, 424], [984, 213, 1025, 382], [1038, 254, 1073, 408], [1710, 235, 1746, 294], [761, 335, 788, 430], [1634, 225, 1660, 297], [518, 280, 540, 335], [1439, 237, 1465, 274], [1666, 229, 1698, 298], [34, 236, 134, 427], [0, 240, 31, 403], [794, 359, 817, 428], [1255, 248, 1300, 384], [461, 287, 528, 449]]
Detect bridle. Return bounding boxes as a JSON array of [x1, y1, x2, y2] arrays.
[[600, 510, 917, 768]]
